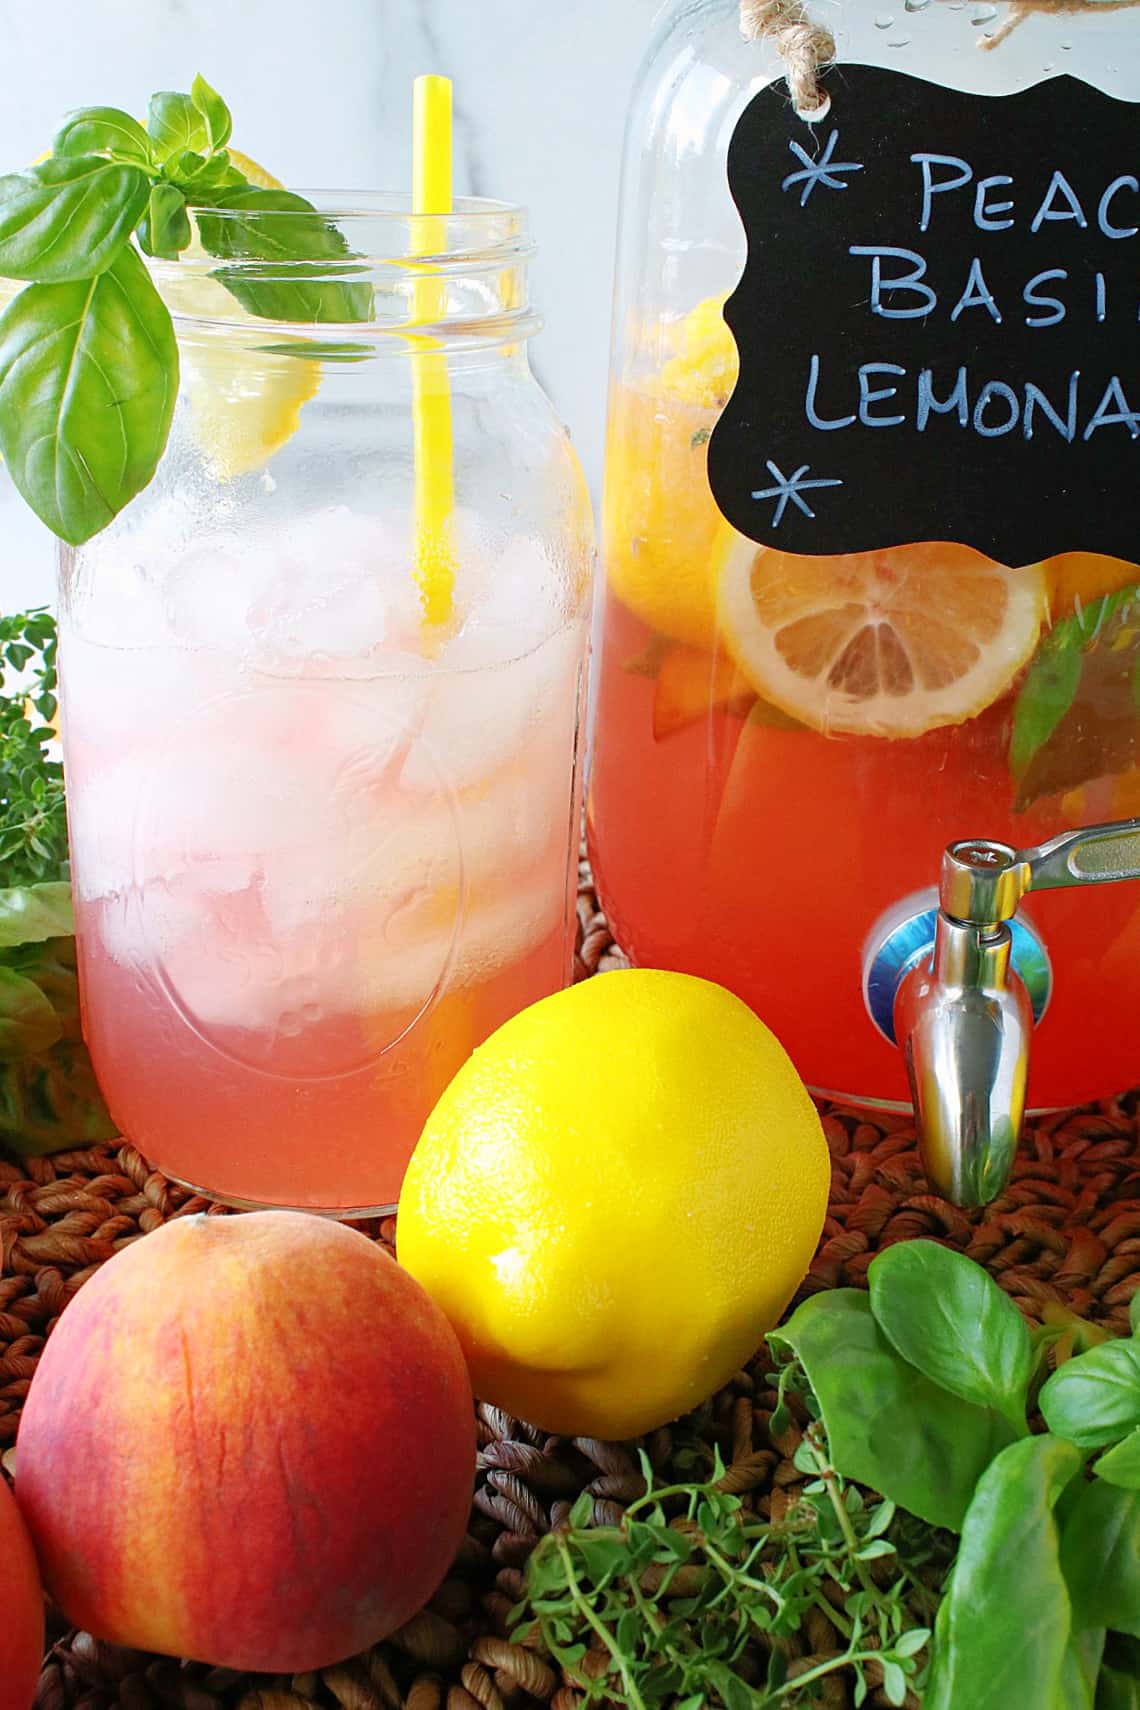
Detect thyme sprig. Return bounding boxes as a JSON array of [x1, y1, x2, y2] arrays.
[[511, 1443, 932, 1710], [0, 609, 66, 886]]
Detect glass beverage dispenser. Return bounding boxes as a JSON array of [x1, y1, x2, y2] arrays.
[[588, 0, 1140, 1149]]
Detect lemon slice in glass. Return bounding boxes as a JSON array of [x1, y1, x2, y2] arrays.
[[716, 538, 1048, 738], [170, 151, 321, 481]]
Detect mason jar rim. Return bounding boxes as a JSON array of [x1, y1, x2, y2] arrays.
[[165, 190, 534, 265], [151, 191, 539, 345]]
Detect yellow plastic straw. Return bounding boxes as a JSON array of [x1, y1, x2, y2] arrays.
[[411, 73, 456, 629]]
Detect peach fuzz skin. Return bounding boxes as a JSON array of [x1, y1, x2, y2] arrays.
[[14, 1211, 475, 1673], [0, 1474, 43, 1710]]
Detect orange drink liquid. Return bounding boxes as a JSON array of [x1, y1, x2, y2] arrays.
[[588, 319, 1140, 1111]]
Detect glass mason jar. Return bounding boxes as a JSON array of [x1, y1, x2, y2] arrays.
[[59, 196, 592, 1215], [588, 2, 1140, 1111]]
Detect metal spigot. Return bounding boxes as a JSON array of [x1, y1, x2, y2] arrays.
[[875, 819, 1140, 1209]]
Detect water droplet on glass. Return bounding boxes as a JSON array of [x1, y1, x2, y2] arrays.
[[971, 4, 997, 22], [1041, 60, 1055, 71], [874, 11, 895, 27], [948, 2, 967, 11], [1060, 39, 1072, 50], [279, 1009, 303, 1038], [904, 0, 931, 10], [889, 33, 911, 46]]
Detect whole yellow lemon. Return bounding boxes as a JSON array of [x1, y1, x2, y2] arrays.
[[397, 969, 830, 1439]]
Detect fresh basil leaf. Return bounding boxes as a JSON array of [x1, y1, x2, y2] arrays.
[[52, 106, 154, 167], [1061, 1480, 1140, 1637], [162, 149, 209, 187], [257, 338, 371, 362], [1132, 1292, 1140, 1338], [925, 1436, 1082, 1710], [147, 91, 208, 161], [195, 187, 372, 324], [0, 932, 117, 1153], [139, 183, 191, 260], [1100, 1666, 1140, 1710], [1096, 1430, 1140, 1491], [191, 74, 232, 152], [1012, 588, 1140, 783], [1061, 1628, 1105, 1710], [0, 1039, 117, 1153], [1101, 1637, 1140, 1710], [1041, 1340, 1140, 1450], [0, 243, 178, 544], [0, 883, 74, 948], [1011, 632, 1082, 779], [770, 1290, 1018, 1532], [186, 152, 245, 190], [0, 156, 149, 282], [868, 1239, 1032, 1431], [0, 964, 63, 1055]]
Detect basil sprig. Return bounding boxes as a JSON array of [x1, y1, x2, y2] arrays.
[[773, 1239, 1140, 1710], [0, 75, 372, 546], [1010, 584, 1140, 804]]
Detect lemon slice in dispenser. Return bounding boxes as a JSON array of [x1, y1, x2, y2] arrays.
[[716, 538, 1048, 738]]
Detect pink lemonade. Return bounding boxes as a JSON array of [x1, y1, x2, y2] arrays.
[[61, 507, 588, 1213]]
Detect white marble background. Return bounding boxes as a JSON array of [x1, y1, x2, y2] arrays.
[[0, 0, 662, 608]]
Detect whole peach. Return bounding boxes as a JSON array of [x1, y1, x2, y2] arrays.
[[15, 1211, 474, 1672], [0, 1474, 43, 1710]]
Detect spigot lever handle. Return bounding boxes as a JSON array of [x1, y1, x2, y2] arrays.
[[941, 817, 1140, 929], [1024, 818, 1140, 894]]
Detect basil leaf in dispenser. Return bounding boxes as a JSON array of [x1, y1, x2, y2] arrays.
[[709, 67, 1140, 566]]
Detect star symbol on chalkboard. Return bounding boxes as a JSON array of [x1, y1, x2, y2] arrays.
[[782, 130, 864, 206], [752, 461, 844, 528]]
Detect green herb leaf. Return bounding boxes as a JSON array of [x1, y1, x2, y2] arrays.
[[185, 152, 246, 191], [0, 964, 63, 1054], [924, 1435, 1082, 1710], [139, 182, 192, 259], [1100, 1636, 1140, 1710], [1011, 633, 1082, 780], [195, 186, 373, 323], [1061, 1628, 1106, 1710], [0, 612, 66, 887], [1099, 1665, 1140, 1710], [1095, 1430, 1140, 1491], [868, 1240, 1032, 1431], [880, 1660, 908, 1706], [52, 106, 154, 167], [1060, 1480, 1140, 1638], [1011, 588, 1140, 786], [0, 943, 117, 1153], [0, 242, 178, 544], [190, 74, 233, 152], [1130, 1291, 1140, 1339], [855, 1538, 895, 1562], [771, 1290, 1017, 1533], [0, 884, 74, 948], [1040, 1339, 1140, 1450], [147, 90, 208, 160], [162, 149, 209, 188], [0, 156, 149, 282]]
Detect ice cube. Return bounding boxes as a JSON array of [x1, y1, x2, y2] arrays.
[[244, 506, 421, 669], [401, 617, 584, 795]]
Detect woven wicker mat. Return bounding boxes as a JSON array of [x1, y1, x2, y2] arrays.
[[3, 866, 1139, 1709]]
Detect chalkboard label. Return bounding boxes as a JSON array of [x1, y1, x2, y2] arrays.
[[707, 67, 1140, 566]]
